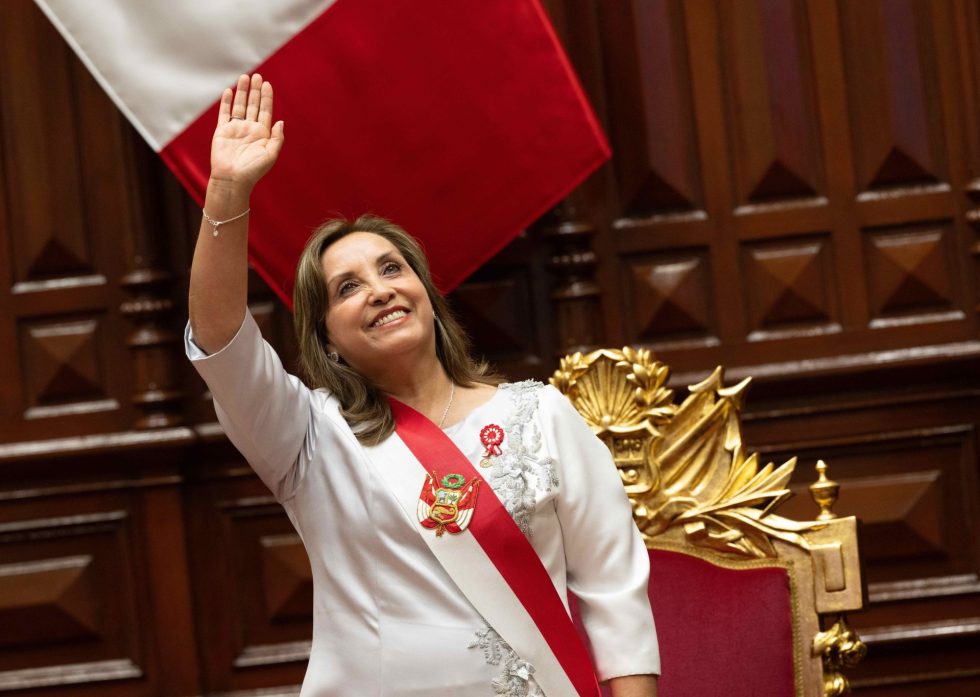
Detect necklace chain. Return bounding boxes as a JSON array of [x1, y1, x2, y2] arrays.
[[438, 381, 456, 428]]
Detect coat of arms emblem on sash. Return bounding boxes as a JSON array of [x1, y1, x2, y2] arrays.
[[417, 471, 481, 537]]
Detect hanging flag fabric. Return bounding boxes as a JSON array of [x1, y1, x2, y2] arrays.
[[33, 0, 610, 304]]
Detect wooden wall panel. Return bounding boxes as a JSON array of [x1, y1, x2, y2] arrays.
[[748, 379, 980, 693], [601, 0, 702, 218], [0, 487, 149, 696], [451, 232, 557, 377], [17, 315, 116, 419], [184, 444, 311, 694], [1, 8, 94, 287], [621, 248, 716, 347], [839, 0, 946, 192], [0, 433, 204, 697], [721, 0, 824, 205], [740, 234, 838, 337], [956, 0, 980, 326], [589, 0, 978, 374], [0, 0, 136, 441], [863, 223, 963, 324], [0, 507, 144, 691]]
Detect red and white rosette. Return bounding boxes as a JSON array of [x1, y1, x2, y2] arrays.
[[479, 423, 505, 467]]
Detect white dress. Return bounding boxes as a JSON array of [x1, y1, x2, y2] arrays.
[[185, 311, 659, 696]]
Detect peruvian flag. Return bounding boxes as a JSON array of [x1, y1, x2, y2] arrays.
[[33, 0, 609, 303]]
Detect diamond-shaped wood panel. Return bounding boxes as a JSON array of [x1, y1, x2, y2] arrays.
[[865, 226, 953, 317], [837, 472, 944, 560], [742, 236, 835, 332], [722, 0, 823, 203], [0, 555, 100, 648], [624, 250, 713, 342], [600, 0, 702, 217], [1, 0, 94, 284], [452, 272, 535, 356], [840, 0, 945, 190], [0, 508, 143, 688], [19, 317, 106, 410]]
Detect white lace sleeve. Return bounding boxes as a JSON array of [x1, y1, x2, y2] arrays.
[[538, 385, 661, 680], [185, 312, 313, 502]]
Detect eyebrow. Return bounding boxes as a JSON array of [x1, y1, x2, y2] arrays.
[[326, 251, 397, 288]]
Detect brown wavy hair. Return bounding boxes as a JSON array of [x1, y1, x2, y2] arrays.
[[292, 214, 500, 444]]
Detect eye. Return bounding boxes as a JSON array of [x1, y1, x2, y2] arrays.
[[381, 261, 401, 275], [337, 279, 358, 296]]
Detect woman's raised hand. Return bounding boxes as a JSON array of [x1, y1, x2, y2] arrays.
[[209, 74, 284, 191]]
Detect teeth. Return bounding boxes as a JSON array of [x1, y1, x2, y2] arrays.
[[372, 309, 407, 327]]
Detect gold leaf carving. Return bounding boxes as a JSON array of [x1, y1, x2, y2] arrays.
[[813, 616, 867, 696], [550, 350, 822, 558]]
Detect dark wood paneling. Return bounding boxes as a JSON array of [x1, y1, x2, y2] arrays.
[[600, 0, 702, 219], [179, 430, 311, 694], [0, 0, 136, 442], [621, 247, 716, 347], [740, 233, 838, 338], [839, 0, 946, 192], [451, 230, 557, 376], [721, 0, 824, 205], [741, 361, 980, 694]]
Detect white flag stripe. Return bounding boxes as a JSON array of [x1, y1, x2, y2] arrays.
[[34, 0, 335, 150]]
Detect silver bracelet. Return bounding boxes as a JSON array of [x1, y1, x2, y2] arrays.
[[202, 207, 250, 237]]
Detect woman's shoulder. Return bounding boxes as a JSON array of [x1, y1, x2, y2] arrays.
[[497, 378, 547, 396], [494, 380, 582, 426], [498, 379, 567, 407], [308, 387, 351, 425]]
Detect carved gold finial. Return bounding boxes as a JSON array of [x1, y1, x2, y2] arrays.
[[810, 460, 839, 521]]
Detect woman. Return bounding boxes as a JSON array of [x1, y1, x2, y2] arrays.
[[187, 74, 659, 697]]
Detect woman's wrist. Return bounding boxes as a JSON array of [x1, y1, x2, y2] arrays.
[[205, 177, 252, 217]]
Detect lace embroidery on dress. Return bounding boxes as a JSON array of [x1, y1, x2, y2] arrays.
[[488, 380, 559, 537], [470, 625, 545, 697], [470, 381, 556, 693]]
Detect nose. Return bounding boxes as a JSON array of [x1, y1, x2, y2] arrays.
[[366, 275, 395, 304]]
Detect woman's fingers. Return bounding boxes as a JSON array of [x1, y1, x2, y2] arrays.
[[245, 73, 263, 121], [230, 74, 249, 119], [258, 81, 274, 131], [222, 74, 273, 128], [267, 120, 285, 160], [216, 88, 232, 126]]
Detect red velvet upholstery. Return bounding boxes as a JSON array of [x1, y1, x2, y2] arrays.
[[650, 548, 796, 697], [573, 548, 796, 696]]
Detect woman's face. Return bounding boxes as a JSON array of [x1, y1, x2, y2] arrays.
[[320, 231, 435, 374]]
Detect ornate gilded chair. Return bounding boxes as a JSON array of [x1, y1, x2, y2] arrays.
[[552, 349, 866, 697]]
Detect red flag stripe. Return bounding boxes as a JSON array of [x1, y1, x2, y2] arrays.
[[160, 0, 609, 303]]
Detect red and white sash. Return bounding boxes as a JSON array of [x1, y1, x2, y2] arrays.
[[365, 398, 600, 696]]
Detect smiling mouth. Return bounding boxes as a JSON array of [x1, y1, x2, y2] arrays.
[[370, 309, 408, 328]]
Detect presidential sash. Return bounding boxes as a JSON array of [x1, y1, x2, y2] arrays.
[[365, 397, 600, 697]]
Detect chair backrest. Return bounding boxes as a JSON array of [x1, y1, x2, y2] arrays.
[[552, 348, 866, 697]]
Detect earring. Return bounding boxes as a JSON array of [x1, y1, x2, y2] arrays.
[[328, 351, 340, 363]]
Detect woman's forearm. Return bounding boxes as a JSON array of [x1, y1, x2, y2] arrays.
[[608, 674, 658, 697], [188, 178, 252, 353]]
